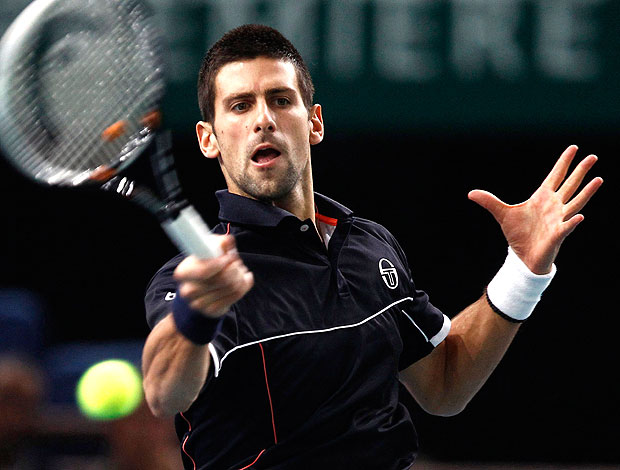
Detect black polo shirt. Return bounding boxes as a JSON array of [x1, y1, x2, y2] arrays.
[[145, 190, 451, 470]]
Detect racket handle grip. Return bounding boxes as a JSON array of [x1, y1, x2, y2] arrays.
[[161, 205, 223, 259]]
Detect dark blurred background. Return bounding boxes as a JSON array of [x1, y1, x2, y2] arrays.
[[0, 0, 617, 467]]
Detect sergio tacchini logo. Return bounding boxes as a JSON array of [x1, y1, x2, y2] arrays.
[[379, 258, 398, 289]]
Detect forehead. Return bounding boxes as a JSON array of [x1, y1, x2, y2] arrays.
[[214, 57, 300, 99]]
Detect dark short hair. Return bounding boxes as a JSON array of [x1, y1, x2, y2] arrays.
[[197, 24, 315, 123]]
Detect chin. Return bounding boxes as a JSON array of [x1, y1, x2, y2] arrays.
[[244, 179, 300, 203], [254, 188, 293, 204]]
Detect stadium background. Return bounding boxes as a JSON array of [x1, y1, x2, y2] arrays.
[[0, 0, 617, 466]]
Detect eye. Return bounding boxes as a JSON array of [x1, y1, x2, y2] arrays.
[[274, 97, 290, 106], [232, 102, 249, 112]]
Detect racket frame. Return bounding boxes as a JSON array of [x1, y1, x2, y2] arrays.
[[0, 0, 222, 259]]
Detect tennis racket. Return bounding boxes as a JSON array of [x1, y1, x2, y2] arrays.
[[0, 0, 222, 259]]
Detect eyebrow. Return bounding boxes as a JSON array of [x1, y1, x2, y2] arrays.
[[222, 87, 297, 107], [265, 87, 296, 97]]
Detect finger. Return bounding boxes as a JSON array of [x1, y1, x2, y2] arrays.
[[178, 281, 205, 300], [563, 176, 604, 220], [174, 250, 237, 282], [185, 280, 244, 311], [557, 154, 598, 203], [559, 213, 585, 239], [205, 272, 254, 314], [206, 258, 250, 291], [178, 277, 235, 299], [468, 189, 508, 222], [541, 145, 579, 191], [178, 257, 249, 297], [190, 271, 254, 314]]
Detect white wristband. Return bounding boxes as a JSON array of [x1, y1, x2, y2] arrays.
[[486, 247, 556, 322]]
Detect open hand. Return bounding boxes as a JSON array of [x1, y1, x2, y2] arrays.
[[468, 145, 603, 274]]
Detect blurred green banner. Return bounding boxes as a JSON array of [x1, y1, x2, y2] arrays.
[[2, 0, 618, 134]]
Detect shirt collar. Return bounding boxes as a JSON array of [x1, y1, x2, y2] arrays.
[[216, 190, 353, 228]]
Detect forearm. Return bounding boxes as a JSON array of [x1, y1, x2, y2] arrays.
[[401, 294, 521, 417], [142, 239, 253, 417], [439, 248, 556, 408], [440, 295, 521, 413], [403, 147, 601, 416], [142, 313, 212, 417]]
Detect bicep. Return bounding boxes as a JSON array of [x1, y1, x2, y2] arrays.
[[399, 339, 448, 415]]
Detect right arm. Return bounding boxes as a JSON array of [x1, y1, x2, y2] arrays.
[[142, 313, 212, 417], [142, 235, 254, 417]]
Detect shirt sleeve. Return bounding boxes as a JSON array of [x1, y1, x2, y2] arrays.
[[396, 288, 451, 370], [384, 230, 451, 370], [144, 254, 183, 329]]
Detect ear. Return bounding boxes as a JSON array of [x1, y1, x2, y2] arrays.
[[308, 104, 324, 146], [196, 121, 220, 159]]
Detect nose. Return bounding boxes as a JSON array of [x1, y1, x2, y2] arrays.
[[254, 101, 276, 133]]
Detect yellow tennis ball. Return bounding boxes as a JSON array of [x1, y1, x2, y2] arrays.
[[76, 359, 143, 420]]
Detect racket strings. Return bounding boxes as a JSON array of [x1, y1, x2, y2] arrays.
[[8, 18, 154, 172], [43, 16, 153, 149], [40, 4, 160, 173], [1, 0, 164, 185], [48, 66, 161, 177]]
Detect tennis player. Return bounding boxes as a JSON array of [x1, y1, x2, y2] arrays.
[[142, 24, 602, 469]]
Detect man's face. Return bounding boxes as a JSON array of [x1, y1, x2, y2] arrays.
[[198, 57, 323, 203]]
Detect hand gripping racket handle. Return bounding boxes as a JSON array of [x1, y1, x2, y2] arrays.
[[161, 205, 223, 259]]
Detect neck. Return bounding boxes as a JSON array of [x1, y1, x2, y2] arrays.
[[271, 164, 315, 223]]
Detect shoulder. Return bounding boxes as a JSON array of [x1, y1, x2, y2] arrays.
[[348, 216, 414, 280], [352, 216, 403, 250], [143, 252, 185, 329], [147, 253, 185, 288]]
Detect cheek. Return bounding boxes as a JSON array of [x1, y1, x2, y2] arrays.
[[217, 118, 253, 145], [217, 134, 248, 169], [284, 114, 312, 140]]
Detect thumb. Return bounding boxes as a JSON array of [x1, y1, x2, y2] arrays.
[[468, 189, 507, 221], [219, 234, 237, 255]]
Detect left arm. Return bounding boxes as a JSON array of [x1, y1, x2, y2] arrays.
[[400, 145, 603, 416], [400, 296, 519, 416]]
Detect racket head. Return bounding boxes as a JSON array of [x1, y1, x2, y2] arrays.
[[0, 0, 166, 187]]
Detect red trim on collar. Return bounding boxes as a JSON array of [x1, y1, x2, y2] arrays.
[[315, 212, 338, 226]]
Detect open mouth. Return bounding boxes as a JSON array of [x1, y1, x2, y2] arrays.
[[252, 148, 281, 165]]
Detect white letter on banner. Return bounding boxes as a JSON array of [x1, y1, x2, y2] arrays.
[[270, 0, 320, 67], [450, 0, 525, 81], [326, 0, 366, 79], [535, 0, 603, 81], [207, 0, 319, 68], [373, 0, 442, 81]]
